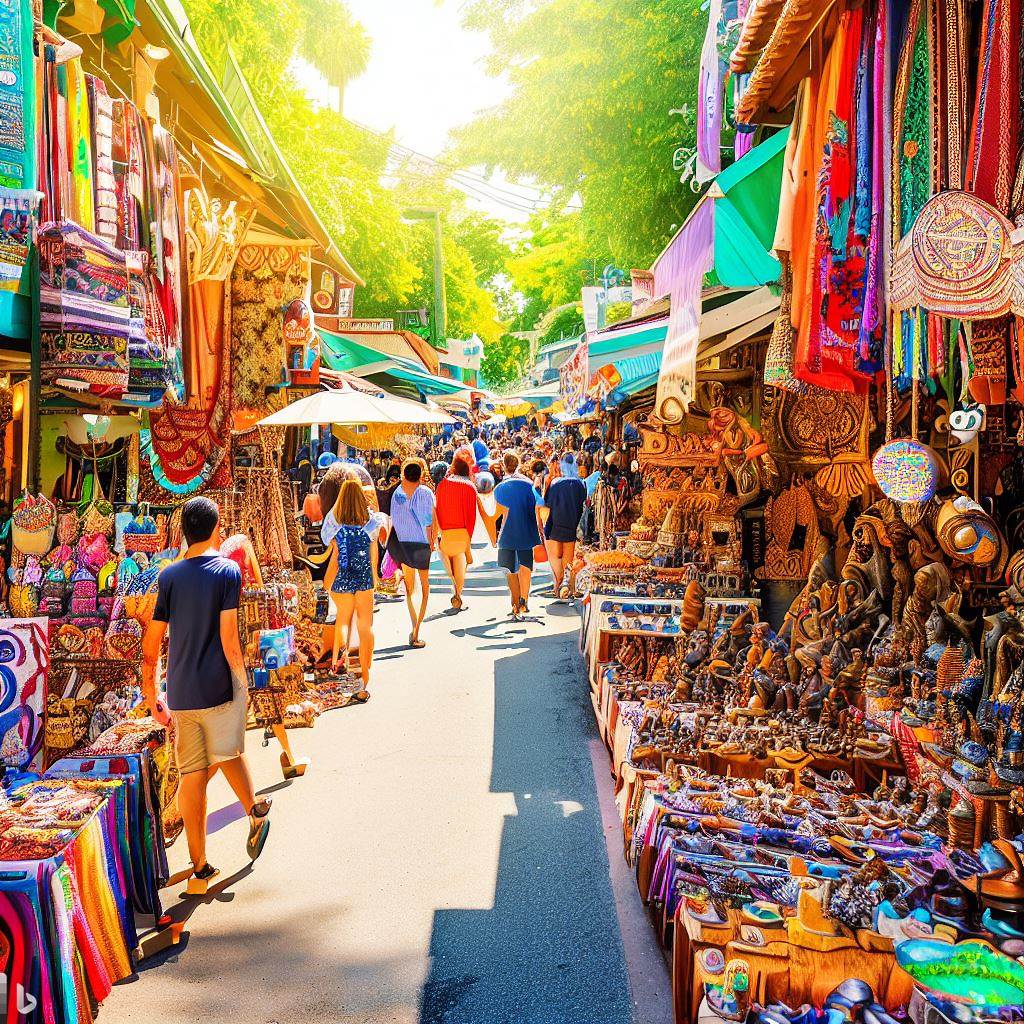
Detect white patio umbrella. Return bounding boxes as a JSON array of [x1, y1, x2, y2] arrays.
[[258, 385, 455, 427]]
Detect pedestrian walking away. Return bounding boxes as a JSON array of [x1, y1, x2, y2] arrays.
[[387, 459, 438, 648], [142, 496, 271, 887], [493, 450, 544, 619]]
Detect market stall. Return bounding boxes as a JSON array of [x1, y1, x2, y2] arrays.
[[570, 0, 1024, 1019]]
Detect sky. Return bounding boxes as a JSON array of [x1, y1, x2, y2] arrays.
[[294, 0, 545, 223], [343, 0, 505, 158]]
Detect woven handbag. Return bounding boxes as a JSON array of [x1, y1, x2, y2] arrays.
[[12, 494, 56, 556]]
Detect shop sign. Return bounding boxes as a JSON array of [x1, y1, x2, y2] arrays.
[[283, 297, 319, 387], [336, 318, 393, 332]]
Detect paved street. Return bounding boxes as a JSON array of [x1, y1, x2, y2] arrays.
[[105, 538, 670, 1024]]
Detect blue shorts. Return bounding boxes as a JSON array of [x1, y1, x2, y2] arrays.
[[497, 547, 534, 573]]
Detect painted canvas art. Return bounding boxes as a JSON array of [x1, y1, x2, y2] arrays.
[[0, 617, 49, 771]]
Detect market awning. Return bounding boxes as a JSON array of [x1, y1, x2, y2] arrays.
[[604, 351, 664, 408], [318, 328, 393, 374], [588, 319, 668, 361], [708, 127, 789, 288], [367, 365, 470, 397]]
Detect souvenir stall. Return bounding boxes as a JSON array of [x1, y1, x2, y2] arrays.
[[574, 0, 1024, 1019], [0, 0, 362, 1011]]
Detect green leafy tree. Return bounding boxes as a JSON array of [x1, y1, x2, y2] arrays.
[[457, 0, 702, 290], [181, 0, 518, 348], [480, 333, 531, 389]]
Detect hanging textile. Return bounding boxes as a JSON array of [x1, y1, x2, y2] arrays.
[[653, 200, 715, 422], [110, 99, 150, 254], [965, 0, 1022, 214], [38, 221, 130, 398], [145, 189, 250, 494], [230, 241, 310, 412], [891, 0, 935, 389], [0, 618, 48, 772], [0, 0, 36, 190], [85, 75, 117, 245], [152, 126, 184, 399], [969, 315, 1010, 404], [0, 186, 38, 293], [696, 0, 725, 184], [807, 7, 876, 393], [66, 60, 95, 232]]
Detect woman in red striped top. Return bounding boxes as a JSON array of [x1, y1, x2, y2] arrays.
[[435, 455, 487, 610]]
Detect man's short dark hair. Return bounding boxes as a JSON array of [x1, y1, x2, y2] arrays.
[[182, 496, 220, 546], [403, 461, 423, 483]]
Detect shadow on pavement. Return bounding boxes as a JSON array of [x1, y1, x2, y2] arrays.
[[418, 627, 632, 1024]]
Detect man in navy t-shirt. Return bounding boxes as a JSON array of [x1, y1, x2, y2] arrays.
[[142, 497, 271, 885], [493, 450, 544, 619]]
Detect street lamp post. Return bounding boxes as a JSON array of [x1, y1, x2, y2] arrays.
[[403, 207, 447, 349]]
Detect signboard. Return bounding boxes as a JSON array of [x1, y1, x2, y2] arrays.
[[310, 261, 340, 315], [336, 318, 393, 332], [560, 339, 589, 416], [283, 297, 319, 387], [337, 282, 355, 318], [581, 286, 605, 334]]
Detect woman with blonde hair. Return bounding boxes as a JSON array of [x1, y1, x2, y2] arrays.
[[321, 479, 389, 691]]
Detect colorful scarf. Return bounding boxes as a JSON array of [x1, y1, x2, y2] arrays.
[[0, 0, 36, 190]]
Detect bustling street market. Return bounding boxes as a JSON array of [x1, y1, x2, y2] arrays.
[[2, 0, 1024, 1022]]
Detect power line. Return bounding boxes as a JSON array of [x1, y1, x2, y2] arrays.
[[349, 116, 582, 209]]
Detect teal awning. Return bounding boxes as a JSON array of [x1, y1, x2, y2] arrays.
[[588, 321, 667, 360], [707, 127, 789, 289], [605, 351, 662, 407], [318, 328, 400, 373], [372, 365, 468, 396]]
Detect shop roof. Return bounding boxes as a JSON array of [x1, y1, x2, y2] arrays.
[[735, 0, 839, 123], [70, 0, 363, 285]]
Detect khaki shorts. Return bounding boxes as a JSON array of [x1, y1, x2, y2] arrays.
[[172, 676, 247, 775]]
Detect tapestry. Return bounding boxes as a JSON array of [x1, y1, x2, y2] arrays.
[[0, 186, 36, 293], [968, 316, 1009, 405], [0, 617, 47, 771], [965, 0, 1021, 215], [230, 242, 310, 412], [756, 482, 824, 582], [654, 200, 714, 422], [559, 339, 589, 417], [44, 658, 142, 768], [0, 0, 35, 189], [146, 189, 250, 494], [86, 75, 118, 244], [760, 386, 869, 468], [38, 221, 130, 398], [153, 125, 184, 398]]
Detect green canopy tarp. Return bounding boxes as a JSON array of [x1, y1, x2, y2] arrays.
[[707, 126, 790, 289]]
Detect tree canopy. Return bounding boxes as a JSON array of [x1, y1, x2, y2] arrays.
[[457, 0, 703, 274]]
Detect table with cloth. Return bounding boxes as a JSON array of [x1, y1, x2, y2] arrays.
[[0, 719, 169, 1024]]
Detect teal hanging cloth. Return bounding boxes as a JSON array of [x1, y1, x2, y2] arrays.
[[99, 0, 138, 46], [0, 0, 37, 190]]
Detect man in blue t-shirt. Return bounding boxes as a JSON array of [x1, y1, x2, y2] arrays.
[[142, 497, 271, 886], [494, 450, 544, 619]]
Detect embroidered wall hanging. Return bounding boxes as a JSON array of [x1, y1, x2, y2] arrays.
[[0, 617, 47, 771]]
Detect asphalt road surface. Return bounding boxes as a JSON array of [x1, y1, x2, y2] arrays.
[[105, 538, 670, 1024]]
